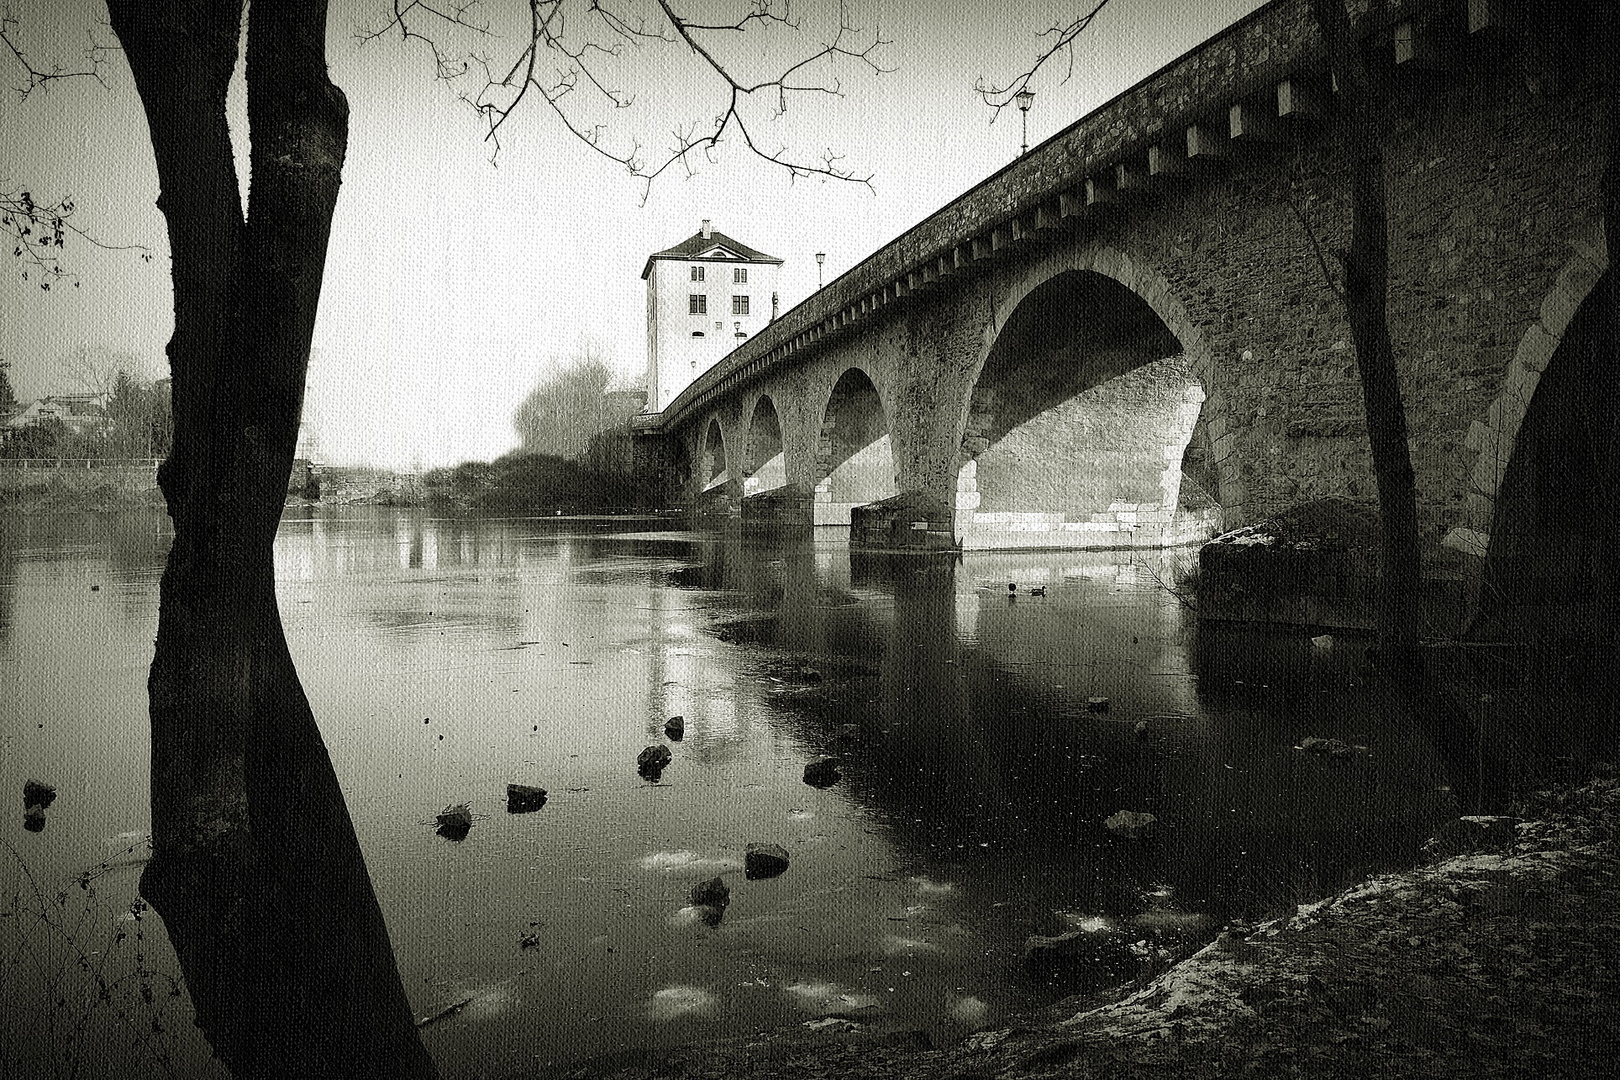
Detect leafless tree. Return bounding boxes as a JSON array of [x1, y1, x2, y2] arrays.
[[363, 0, 890, 198], [8, 2, 886, 1075], [1307, 0, 1421, 671], [512, 343, 620, 458]]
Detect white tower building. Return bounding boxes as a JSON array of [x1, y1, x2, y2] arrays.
[[643, 220, 783, 413]]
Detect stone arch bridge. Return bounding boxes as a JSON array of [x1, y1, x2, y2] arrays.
[[639, 0, 1609, 573]]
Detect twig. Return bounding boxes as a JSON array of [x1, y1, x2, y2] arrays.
[[361, 0, 889, 199], [975, 0, 1113, 116]]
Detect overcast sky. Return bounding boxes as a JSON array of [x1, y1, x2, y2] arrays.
[[1, 0, 1263, 468]]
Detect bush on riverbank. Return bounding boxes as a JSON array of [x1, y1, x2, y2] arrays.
[[0, 468, 163, 513], [421, 451, 644, 513]]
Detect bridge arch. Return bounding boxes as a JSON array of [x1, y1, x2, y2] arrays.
[[1463, 220, 1608, 537], [696, 415, 730, 493], [813, 365, 899, 525], [740, 393, 788, 495], [1465, 222, 1616, 660], [953, 245, 1228, 548]]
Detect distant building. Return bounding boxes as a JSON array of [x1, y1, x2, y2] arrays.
[[4, 392, 110, 437], [642, 220, 782, 413]]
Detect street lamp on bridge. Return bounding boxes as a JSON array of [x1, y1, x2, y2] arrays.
[[816, 251, 825, 290], [1016, 87, 1035, 157]]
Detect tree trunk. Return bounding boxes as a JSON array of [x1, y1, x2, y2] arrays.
[[1599, 5, 1620, 724], [105, 2, 438, 1076], [1311, 0, 1423, 672]]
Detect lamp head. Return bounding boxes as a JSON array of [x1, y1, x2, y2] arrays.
[[1015, 87, 1035, 113]]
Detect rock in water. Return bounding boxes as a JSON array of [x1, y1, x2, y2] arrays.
[[638, 745, 673, 778], [1295, 736, 1361, 758], [23, 807, 46, 833], [435, 803, 472, 840], [1022, 926, 1143, 990], [1104, 810, 1157, 840], [1085, 697, 1110, 713], [23, 779, 56, 810], [506, 784, 547, 813], [689, 876, 730, 908], [744, 842, 790, 879], [802, 758, 841, 788], [664, 716, 685, 740]]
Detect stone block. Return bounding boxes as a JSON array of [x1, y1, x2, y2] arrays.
[[1499, 363, 1542, 413], [1569, 220, 1608, 268], [1540, 285, 1579, 338], [1469, 450, 1509, 496], [956, 491, 981, 510], [1463, 419, 1494, 453], [1555, 253, 1605, 306], [1464, 490, 1494, 530], [1491, 385, 1529, 441], [1515, 323, 1558, 374]]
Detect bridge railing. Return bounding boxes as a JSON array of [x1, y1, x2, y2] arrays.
[[658, 0, 1438, 431], [0, 458, 164, 470]]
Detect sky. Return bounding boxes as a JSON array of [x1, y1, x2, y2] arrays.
[[1, 0, 1265, 468]]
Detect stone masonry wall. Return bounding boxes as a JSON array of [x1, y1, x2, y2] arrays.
[[670, 2, 1605, 558]]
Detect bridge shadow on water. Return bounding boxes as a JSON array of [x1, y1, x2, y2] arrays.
[[661, 526, 1562, 990]]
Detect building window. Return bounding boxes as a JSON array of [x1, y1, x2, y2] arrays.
[[689, 294, 706, 314], [690, 266, 704, 282], [734, 267, 748, 284], [732, 295, 750, 316]]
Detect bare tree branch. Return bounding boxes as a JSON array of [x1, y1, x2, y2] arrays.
[[360, 0, 890, 200], [2, 8, 148, 286], [1, 187, 153, 289], [976, 0, 1112, 117], [0, 4, 113, 97], [1281, 171, 1345, 303]]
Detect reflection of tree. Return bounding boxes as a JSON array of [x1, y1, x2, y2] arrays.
[[0, 523, 14, 654], [727, 543, 1464, 934]]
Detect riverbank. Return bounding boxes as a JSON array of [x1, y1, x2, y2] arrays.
[[0, 467, 163, 512], [564, 773, 1619, 1080]]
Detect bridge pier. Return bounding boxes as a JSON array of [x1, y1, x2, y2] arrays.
[[739, 485, 814, 529], [650, 0, 1605, 599], [849, 492, 956, 551]]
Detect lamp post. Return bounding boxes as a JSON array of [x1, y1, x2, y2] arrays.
[[1016, 87, 1035, 157], [815, 251, 826, 290]]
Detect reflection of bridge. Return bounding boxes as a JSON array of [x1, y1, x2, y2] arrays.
[[644, 0, 1608, 569]]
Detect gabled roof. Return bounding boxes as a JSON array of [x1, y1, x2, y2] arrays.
[[641, 228, 783, 279]]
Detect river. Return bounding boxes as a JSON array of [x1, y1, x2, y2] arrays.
[[1, 507, 1459, 1077]]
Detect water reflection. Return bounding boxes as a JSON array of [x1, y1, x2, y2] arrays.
[[4, 507, 1467, 1079]]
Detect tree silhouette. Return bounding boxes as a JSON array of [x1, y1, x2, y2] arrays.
[[10, 2, 885, 1075]]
